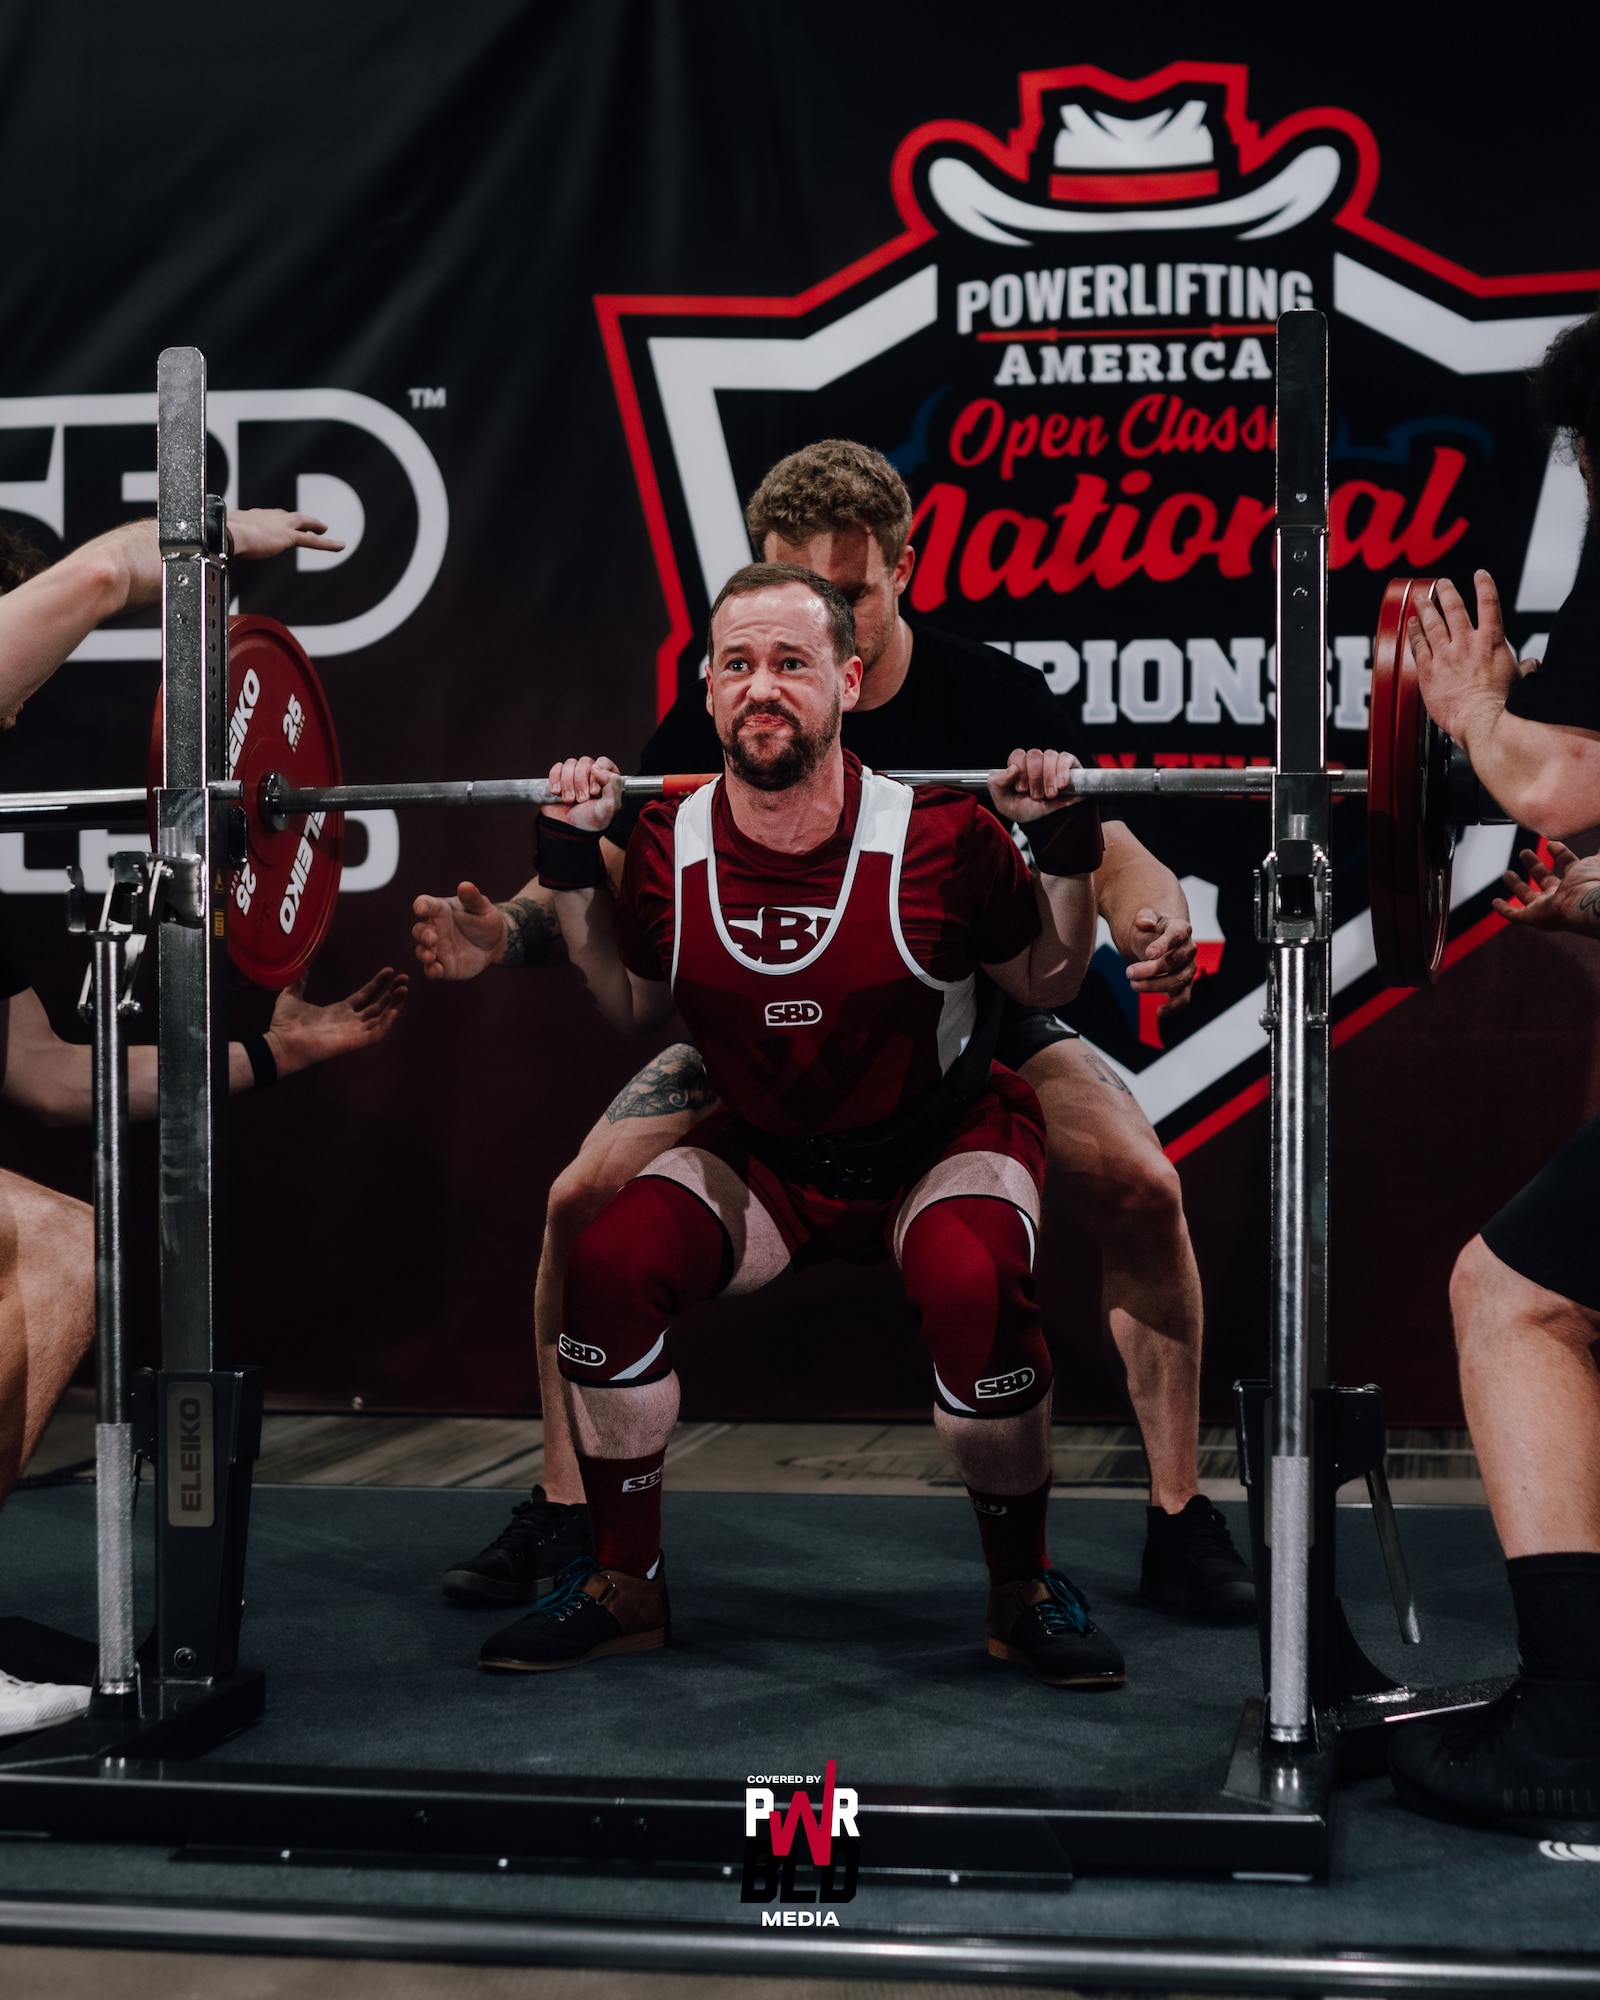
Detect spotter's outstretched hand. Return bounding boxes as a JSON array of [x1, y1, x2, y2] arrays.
[[1125, 908, 1197, 1016], [1493, 842, 1600, 940], [226, 509, 346, 559], [1407, 571, 1535, 741], [411, 882, 510, 981], [265, 966, 408, 1076]]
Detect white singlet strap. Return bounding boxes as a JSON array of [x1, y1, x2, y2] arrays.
[[670, 778, 717, 991]]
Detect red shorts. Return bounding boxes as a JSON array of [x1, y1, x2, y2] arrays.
[[634, 1064, 1046, 1291]]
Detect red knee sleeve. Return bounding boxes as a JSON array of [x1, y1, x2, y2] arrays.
[[901, 1196, 1050, 1418], [560, 1175, 730, 1387]]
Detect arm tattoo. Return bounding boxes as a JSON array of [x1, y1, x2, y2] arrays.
[[497, 896, 566, 968], [606, 1043, 717, 1123], [1578, 885, 1600, 915]]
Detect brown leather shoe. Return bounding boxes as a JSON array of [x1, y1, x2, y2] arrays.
[[479, 1560, 670, 1672], [987, 1570, 1126, 1688]]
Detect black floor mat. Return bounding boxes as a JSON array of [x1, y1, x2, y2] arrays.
[[1, 1483, 1597, 1960]]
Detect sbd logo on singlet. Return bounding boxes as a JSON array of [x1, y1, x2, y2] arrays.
[[741, 1760, 859, 1915], [728, 905, 835, 964], [558, 1334, 605, 1368], [764, 1000, 823, 1028]]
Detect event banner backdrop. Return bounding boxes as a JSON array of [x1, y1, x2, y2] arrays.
[[0, 8, 1595, 1421]]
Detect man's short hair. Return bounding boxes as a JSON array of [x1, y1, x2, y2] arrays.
[[1530, 305, 1600, 459], [708, 561, 857, 666], [0, 526, 48, 595], [744, 440, 914, 567]]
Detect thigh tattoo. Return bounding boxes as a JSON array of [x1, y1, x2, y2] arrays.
[[1083, 1051, 1132, 1095], [606, 1044, 716, 1123]]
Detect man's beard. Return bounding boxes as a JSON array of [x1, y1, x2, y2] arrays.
[[721, 693, 839, 792]]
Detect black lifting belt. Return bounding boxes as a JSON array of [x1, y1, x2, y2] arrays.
[[746, 980, 1005, 1201]]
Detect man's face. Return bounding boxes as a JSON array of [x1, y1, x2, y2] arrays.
[[763, 525, 913, 672], [706, 583, 861, 791]]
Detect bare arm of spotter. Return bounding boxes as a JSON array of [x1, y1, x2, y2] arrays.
[[1454, 707, 1600, 840], [1411, 571, 1600, 839], [0, 511, 343, 721], [0, 969, 406, 1125]]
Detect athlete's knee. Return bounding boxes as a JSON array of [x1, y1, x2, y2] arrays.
[[1070, 1137, 1184, 1236], [560, 1197, 674, 1386], [1449, 1234, 1497, 1344], [5, 1183, 94, 1329], [902, 1197, 1051, 1418], [565, 1180, 708, 1318], [1451, 1233, 1599, 1358], [903, 1196, 1023, 1317], [561, 1177, 729, 1381], [44, 1187, 93, 1243], [53, 1194, 94, 1307]]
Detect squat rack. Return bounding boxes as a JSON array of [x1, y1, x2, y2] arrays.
[[0, 323, 1503, 1885]]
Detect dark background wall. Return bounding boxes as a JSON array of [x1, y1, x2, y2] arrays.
[[0, 5, 1594, 1422]]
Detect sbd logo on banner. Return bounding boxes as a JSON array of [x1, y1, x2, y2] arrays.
[[0, 389, 446, 903]]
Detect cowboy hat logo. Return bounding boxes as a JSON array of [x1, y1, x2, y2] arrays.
[[928, 94, 1341, 245]]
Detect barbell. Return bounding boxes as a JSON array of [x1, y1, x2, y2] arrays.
[[0, 585, 1502, 993]]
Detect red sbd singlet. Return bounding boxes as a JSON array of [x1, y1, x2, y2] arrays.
[[668, 770, 977, 1136]]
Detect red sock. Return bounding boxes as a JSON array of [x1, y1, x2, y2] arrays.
[[575, 1448, 664, 1577], [967, 1475, 1052, 1585]]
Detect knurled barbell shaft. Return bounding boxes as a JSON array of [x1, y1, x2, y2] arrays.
[[266, 768, 1370, 815], [0, 782, 247, 834], [0, 787, 150, 832], [0, 766, 1378, 838]]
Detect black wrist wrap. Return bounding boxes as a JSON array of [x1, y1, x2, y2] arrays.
[[535, 815, 607, 889], [242, 1032, 277, 1090], [1027, 799, 1103, 876]]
